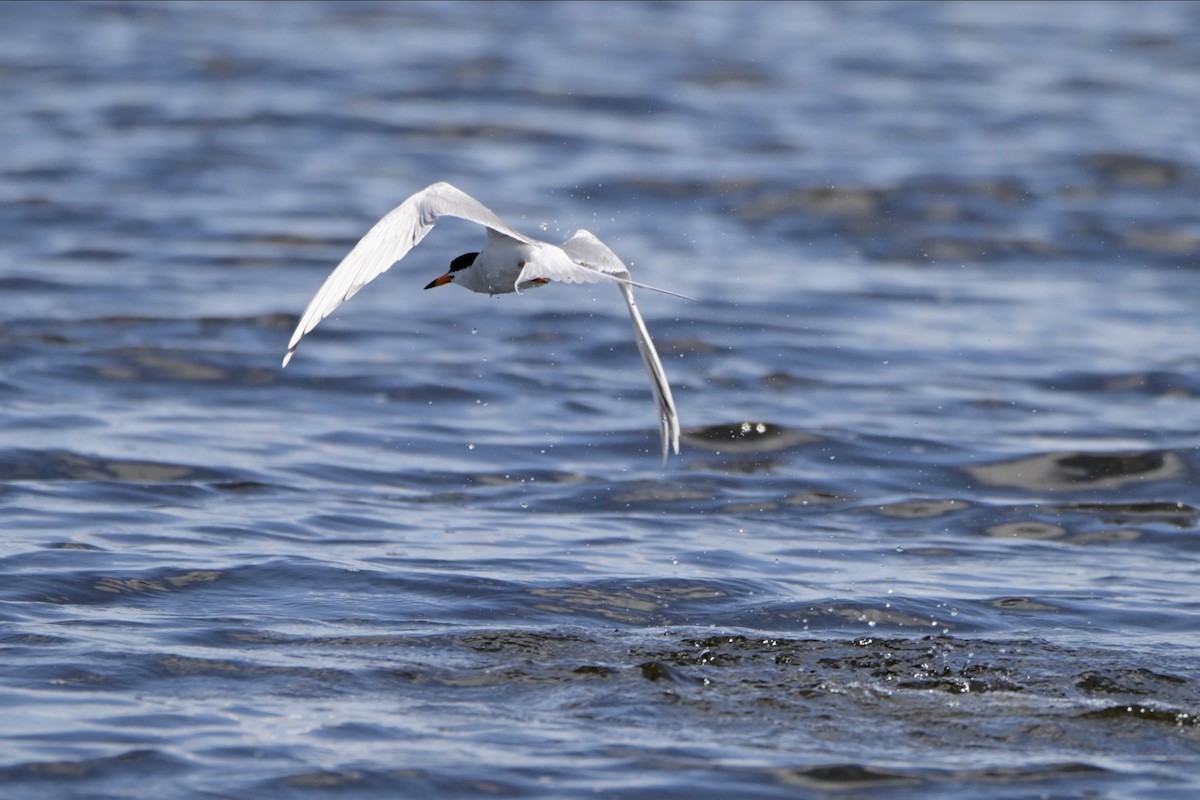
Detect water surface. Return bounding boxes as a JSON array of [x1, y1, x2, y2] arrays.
[[2, 2, 1199, 798]]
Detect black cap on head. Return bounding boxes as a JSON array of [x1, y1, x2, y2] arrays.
[[450, 252, 479, 272]]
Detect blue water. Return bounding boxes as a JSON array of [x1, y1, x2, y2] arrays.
[[2, 1, 1199, 797]]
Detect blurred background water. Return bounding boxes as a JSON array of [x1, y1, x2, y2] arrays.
[[2, 1, 1199, 797]]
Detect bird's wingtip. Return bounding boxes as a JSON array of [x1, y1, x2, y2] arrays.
[[660, 418, 681, 465], [281, 350, 294, 368]]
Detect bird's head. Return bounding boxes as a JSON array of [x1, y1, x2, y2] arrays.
[[424, 252, 479, 290]]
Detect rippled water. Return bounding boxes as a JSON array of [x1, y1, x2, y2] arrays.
[[3, 2, 1200, 798]]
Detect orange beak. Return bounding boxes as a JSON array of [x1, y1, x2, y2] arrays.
[[423, 273, 454, 290]]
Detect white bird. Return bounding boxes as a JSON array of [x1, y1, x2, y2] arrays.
[[282, 182, 683, 462]]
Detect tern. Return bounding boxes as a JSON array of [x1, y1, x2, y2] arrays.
[[282, 182, 683, 462]]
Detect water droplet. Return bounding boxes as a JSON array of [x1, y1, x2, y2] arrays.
[[467, 443, 475, 450]]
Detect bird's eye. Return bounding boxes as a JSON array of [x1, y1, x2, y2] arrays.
[[450, 252, 480, 272]]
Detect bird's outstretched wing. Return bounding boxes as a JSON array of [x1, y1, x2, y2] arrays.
[[559, 230, 681, 462], [524, 229, 692, 300], [283, 182, 536, 366], [557, 228, 631, 278]]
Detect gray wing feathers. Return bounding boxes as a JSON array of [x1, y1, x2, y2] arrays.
[[560, 229, 631, 276], [617, 282, 681, 463], [552, 231, 696, 299], [510, 229, 627, 290]]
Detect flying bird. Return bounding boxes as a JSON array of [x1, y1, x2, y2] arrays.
[[282, 182, 683, 462]]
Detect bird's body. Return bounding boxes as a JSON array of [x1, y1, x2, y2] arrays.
[[445, 228, 558, 295], [282, 182, 682, 462], [453, 230, 533, 294]]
